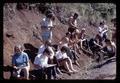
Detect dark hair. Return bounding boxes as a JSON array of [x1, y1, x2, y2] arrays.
[[61, 46, 67, 52], [66, 32, 70, 36], [100, 21, 105, 25], [45, 40, 52, 46], [74, 13, 78, 17], [43, 48, 50, 54], [45, 9, 53, 16], [105, 38, 111, 43], [46, 13, 53, 18], [95, 34, 100, 38], [52, 44, 59, 52]]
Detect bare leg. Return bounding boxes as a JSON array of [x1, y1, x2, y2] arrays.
[[74, 60, 80, 68], [66, 57, 77, 72], [23, 66, 30, 80], [62, 60, 73, 73]]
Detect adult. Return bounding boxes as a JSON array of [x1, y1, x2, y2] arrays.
[[34, 48, 57, 79], [102, 39, 116, 58], [68, 13, 79, 34], [98, 21, 108, 45], [76, 28, 88, 50], [12, 45, 30, 80], [40, 12, 56, 43], [55, 46, 78, 73], [88, 34, 103, 62], [37, 41, 54, 59], [59, 32, 80, 67]]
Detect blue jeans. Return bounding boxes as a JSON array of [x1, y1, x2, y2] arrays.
[[41, 31, 52, 42]]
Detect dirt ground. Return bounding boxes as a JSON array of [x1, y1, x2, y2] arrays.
[[3, 3, 116, 80]]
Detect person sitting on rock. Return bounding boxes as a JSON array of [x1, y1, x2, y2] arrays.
[[34, 48, 57, 80], [59, 32, 80, 68], [37, 40, 54, 57], [98, 21, 108, 45], [12, 45, 30, 80], [102, 38, 116, 58], [55, 46, 78, 74], [88, 34, 103, 62], [75, 28, 89, 52]]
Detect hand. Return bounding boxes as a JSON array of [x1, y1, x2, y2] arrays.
[[13, 66, 18, 70], [59, 41, 62, 45]]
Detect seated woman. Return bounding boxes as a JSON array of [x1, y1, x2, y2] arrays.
[[102, 39, 116, 58], [55, 46, 78, 73], [34, 48, 57, 80], [12, 45, 30, 80]]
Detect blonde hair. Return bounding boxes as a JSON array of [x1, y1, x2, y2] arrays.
[[14, 44, 23, 53]]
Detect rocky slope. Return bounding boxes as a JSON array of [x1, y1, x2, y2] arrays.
[[3, 3, 116, 79]]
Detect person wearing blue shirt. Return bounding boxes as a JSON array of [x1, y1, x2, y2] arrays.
[[12, 45, 30, 80]]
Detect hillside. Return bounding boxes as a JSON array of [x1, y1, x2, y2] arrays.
[[3, 3, 116, 79]]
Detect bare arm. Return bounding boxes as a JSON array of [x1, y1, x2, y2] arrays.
[[93, 41, 103, 48], [68, 18, 77, 28]]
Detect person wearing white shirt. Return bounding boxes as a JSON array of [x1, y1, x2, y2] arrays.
[[55, 46, 78, 73], [98, 21, 108, 42], [40, 13, 55, 43], [34, 48, 57, 79], [37, 41, 54, 59]]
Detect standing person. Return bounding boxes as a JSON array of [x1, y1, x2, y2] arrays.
[[12, 45, 30, 80], [34, 48, 57, 80], [40, 12, 56, 43], [68, 13, 79, 34]]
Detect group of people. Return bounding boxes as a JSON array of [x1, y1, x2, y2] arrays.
[[11, 10, 116, 80]]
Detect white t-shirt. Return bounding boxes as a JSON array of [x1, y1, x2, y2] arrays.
[[55, 51, 68, 60], [41, 17, 53, 29], [37, 45, 46, 55], [111, 41, 116, 49], [34, 54, 48, 69], [98, 25, 108, 37], [48, 46, 55, 59], [37, 45, 54, 59]]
